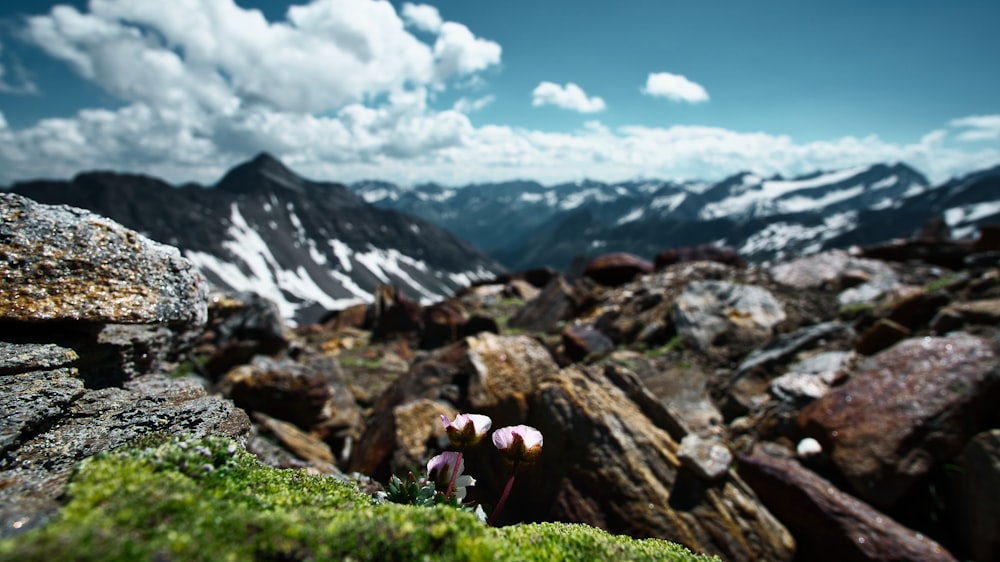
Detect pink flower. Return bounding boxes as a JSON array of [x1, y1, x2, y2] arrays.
[[426, 452, 475, 501], [440, 413, 492, 449], [492, 425, 543, 467]]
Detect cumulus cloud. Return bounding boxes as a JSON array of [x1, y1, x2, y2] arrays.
[[642, 72, 709, 103], [0, 0, 996, 188], [950, 114, 1000, 142], [401, 3, 443, 33], [531, 82, 606, 113], [20, 0, 499, 114]]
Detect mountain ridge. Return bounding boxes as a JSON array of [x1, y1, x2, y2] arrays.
[[5, 152, 503, 325]]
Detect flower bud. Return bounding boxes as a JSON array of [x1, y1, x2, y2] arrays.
[[492, 425, 543, 467], [440, 413, 492, 449]]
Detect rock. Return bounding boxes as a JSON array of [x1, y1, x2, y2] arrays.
[[508, 276, 578, 333], [854, 318, 911, 355], [561, 324, 614, 362], [0, 372, 250, 537], [671, 280, 786, 351], [881, 287, 950, 330], [252, 412, 337, 471], [0, 193, 208, 325], [798, 333, 1000, 508], [738, 447, 958, 562], [420, 302, 465, 349], [350, 333, 558, 480], [602, 355, 721, 437], [221, 356, 332, 430], [861, 238, 974, 270], [654, 244, 747, 269], [583, 252, 654, 287], [931, 298, 1000, 333], [0, 342, 78, 375], [677, 433, 733, 481], [948, 429, 1000, 562], [769, 250, 899, 307], [770, 351, 854, 407], [0, 368, 85, 456], [508, 366, 795, 561]]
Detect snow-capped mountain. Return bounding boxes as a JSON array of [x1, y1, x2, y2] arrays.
[[6, 153, 503, 324], [354, 162, 999, 270]]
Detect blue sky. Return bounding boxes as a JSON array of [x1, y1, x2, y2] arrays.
[[1, 0, 998, 187]]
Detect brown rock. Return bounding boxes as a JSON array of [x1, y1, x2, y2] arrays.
[[561, 324, 614, 362], [882, 287, 950, 330], [504, 366, 795, 561], [420, 302, 465, 349], [738, 447, 958, 562], [221, 356, 332, 429], [948, 429, 1000, 562], [583, 252, 654, 287], [508, 276, 578, 333], [931, 298, 1000, 333], [854, 318, 911, 355], [253, 411, 337, 470], [798, 333, 1000, 508]]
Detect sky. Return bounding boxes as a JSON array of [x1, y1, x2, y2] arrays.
[[0, 0, 998, 188]]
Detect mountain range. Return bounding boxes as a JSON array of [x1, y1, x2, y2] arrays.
[[5, 153, 502, 325], [353, 162, 1000, 271], [5, 153, 999, 324]]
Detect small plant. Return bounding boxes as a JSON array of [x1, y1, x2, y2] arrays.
[[382, 412, 543, 526]]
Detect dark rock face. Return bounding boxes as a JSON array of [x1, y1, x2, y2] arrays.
[[738, 447, 957, 562], [798, 334, 1000, 508], [0, 193, 209, 325], [0, 199, 250, 538], [508, 276, 578, 333], [948, 430, 1000, 562], [655, 244, 746, 269]]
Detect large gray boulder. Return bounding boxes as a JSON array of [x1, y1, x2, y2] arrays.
[[0, 192, 209, 325]]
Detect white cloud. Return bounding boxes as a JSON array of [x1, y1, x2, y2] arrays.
[[531, 82, 606, 113], [0, 0, 997, 189], [642, 72, 709, 103], [0, 38, 38, 94], [453, 95, 495, 114], [401, 3, 443, 33], [951, 114, 1000, 142]]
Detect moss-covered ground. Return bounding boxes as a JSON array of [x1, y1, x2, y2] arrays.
[[0, 436, 718, 561]]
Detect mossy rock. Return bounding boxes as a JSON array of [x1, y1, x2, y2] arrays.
[[0, 436, 718, 561]]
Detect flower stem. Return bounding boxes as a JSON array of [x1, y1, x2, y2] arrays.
[[444, 450, 463, 499], [488, 464, 518, 526]]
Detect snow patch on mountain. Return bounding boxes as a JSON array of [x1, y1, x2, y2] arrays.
[[702, 166, 871, 219], [738, 211, 858, 260]]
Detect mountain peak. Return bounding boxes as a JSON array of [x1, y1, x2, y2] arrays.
[[216, 153, 306, 194]]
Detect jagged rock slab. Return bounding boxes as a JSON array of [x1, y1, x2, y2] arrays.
[[739, 447, 957, 562], [0, 193, 208, 325]]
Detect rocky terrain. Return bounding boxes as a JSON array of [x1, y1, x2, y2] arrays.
[[3, 191, 999, 561]]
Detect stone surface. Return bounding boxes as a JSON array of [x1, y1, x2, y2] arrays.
[[739, 447, 957, 562], [0, 372, 250, 538], [854, 318, 911, 355], [654, 244, 746, 269], [221, 356, 332, 430], [770, 351, 854, 406], [798, 333, 1000, 508], [0, 342, 78, 375], [769, 250, 899, 308], [508, 276, 578, 333], [948, 429, 1000, 562], [0, 193, 208, 325], [511, 366, 795, 562], [671, 280, 786, 351], [561, 323, 614, 362], [677, 433, 733, 481], [583, 252, 654, 287]]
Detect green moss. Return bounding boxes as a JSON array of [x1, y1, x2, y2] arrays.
[[838, 301, 875, 319], [0, 436, 718, 562], [646, 335, 683, 358], [924, 274, 957, 293]]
